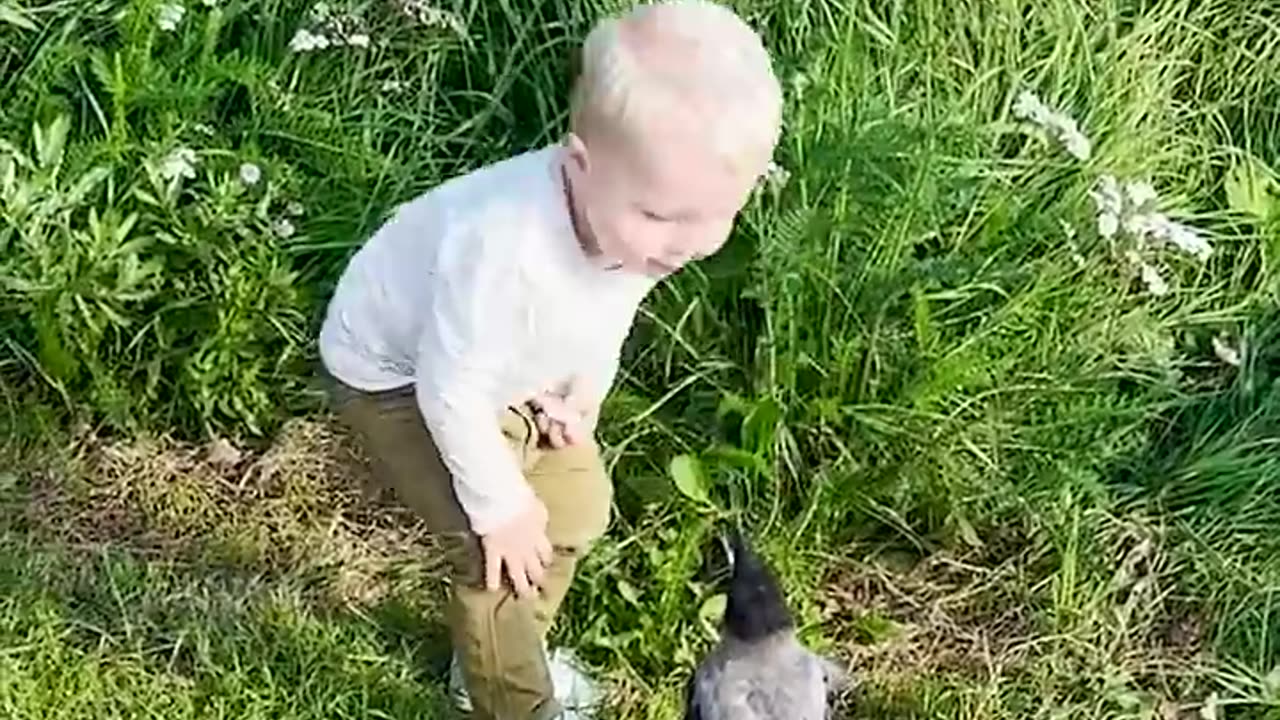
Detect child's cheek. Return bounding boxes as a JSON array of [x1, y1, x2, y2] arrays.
[[614, 213, 648, 257]]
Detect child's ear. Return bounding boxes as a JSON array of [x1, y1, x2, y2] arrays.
[[564, 133, 591, 175]]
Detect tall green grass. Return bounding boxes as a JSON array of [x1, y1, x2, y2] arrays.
[[3, 0, 1280, 717]]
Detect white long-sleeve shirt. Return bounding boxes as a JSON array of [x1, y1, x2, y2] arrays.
[[318, 144, 655, 536]]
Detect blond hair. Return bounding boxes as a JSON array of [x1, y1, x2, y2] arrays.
[[570, 1, 782, 175]]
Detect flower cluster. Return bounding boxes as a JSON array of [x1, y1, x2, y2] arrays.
[[289, 3, 370, 53], [1012, 88, 1212, 293], [1013, 90, 1092, 161], [160, 146, 198, 181], [1011, 87, 1238, 367], [157, 3, 186, 31], [1089, 174, 1211, 295], [757, 160, 790, 195], [394, 0, 467, 36], [1092, 176, 1210, 257]]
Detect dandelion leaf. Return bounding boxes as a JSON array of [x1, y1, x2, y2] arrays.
[[669, 453, 713, 508], [1225, 153, 1279, 222]]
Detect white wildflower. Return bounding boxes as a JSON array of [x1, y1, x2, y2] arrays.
[[1124, 180, 1158, 210], [238, 162, 262, 186], [157, 2, 186, 31], [1163, 220, 1211, 260], [272, 218, 296, 238], [289, 28, 331, 52], [1092, 175, 1211, 260], [1012, 90, 1049, 124], [1124, 211, 1163, 243], [1091, 174, 1123, 239], [789, 71, 811, 96], [346, 32, 370, 48], [159, 146, 198, 181], [1060, 220, 1086, 267], [1058, 120, 1092, 161], [396, 0, 467, 36], [1140, 262, 1169, 296], [310, 2, 331, 21], [759, 160, 790, 192], [1128, 212, 1212, 260], [193, 123, 214, 136], [1098, 210, 1119, 239], [200, 0, 217, 6], [1012, 89, 1092, 161], [286, 201, 305, 217], [1212, 336, 1241, 367]]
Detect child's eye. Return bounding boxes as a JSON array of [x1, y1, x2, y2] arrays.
[[641, 209, 672, 222]]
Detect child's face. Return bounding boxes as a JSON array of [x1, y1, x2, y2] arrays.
[[565, 115, 766, 278]]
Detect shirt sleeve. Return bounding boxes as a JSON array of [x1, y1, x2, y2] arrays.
[[578, 344, 623, 425], [413, 218, 537, 537]]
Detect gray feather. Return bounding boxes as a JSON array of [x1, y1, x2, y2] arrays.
[[688, 634, 833, 720], [685, 531, 844, 719]]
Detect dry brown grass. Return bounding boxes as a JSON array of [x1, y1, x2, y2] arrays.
[[21, 416, 441, 610], [811, 516, 1218, 718], [7, 417, 1225, 720]]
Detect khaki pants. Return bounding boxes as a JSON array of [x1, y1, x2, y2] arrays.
[[327, 379, 612, 720]]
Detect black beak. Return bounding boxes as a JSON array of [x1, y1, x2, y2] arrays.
[[698, 525, 740, 589]]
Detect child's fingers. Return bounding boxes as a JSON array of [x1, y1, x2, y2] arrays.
[[533, 410, 551, 436], [525, 549, 546, 590], [549, 423, 568, 448], [535, 534, 553, 569], [508, 555, 533, 598], [538, 395, 577, 425]]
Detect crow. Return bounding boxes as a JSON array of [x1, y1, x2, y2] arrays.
[[684, 530, 845, 720]]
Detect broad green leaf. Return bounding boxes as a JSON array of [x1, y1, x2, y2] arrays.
[[698, 593, 726, 638], [742, 397, 781, 455], [1263, 666, 1280, 701], [35, 305, 76, 383], [952, 511, 983, 548], [1225, 154, 1278, 222], [669, 453, 712, 507], [67, 166, 111, 206], [617, 579, 641, 607], [704, 444, 768, 474], [34, 115, 70, 172], [715, 391, 751, 420], [1, 155, 13, 194], [0, 3, 37, 31], [852, 611, 904, 645]]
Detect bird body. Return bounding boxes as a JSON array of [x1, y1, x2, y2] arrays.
[[684, 532, 843, 720]]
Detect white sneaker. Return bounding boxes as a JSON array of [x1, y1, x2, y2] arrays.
[[448, 645, 600, 718]]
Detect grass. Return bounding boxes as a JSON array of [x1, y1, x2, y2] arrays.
[[2, 0, 1280, 717]]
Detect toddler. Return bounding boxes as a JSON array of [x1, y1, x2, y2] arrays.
[[319, 2, 782, 717]]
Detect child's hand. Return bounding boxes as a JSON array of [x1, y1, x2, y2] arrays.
[[528, 375, 595, 449], [529, 392, 585, 448], [479, 496, 553, 598]]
